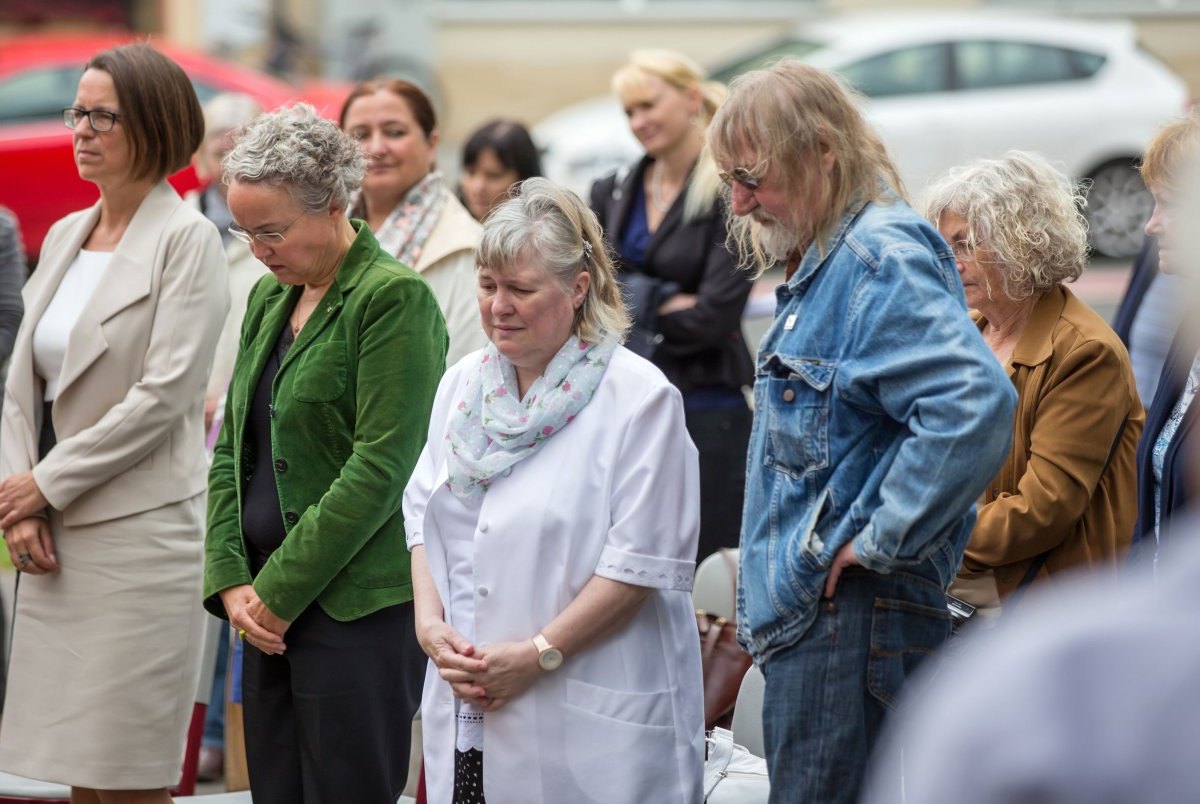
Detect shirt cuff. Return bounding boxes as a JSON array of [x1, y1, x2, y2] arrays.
[[404, 516, 424, 550], [595, 544, 694, 592]]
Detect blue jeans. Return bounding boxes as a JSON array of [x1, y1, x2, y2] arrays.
[[760, 566, 950, 804], [202, 628, 230, 748]]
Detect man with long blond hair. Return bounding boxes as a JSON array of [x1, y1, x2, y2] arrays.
[[708, 59, 1017, 802]]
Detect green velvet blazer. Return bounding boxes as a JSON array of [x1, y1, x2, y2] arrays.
[[204, 221, 448, 623]]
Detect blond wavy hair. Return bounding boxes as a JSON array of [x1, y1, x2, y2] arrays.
[[477, 178, 630, 344], [612, 50, 726, 223], [1140, 110, 1200, 191], [708, 59, 904, 276], [924, 151, 1088, 302]]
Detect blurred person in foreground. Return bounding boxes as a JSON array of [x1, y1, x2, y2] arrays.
[[188, 92, 268, 433], [340, 78, 486, 363], [403, 178, 704, 803], [925, 151, 1142, 618], [708, 59, 1015, 804], [204, 104, 447, 803], [1112, 112, 1200, 410], [591, 50, 753, 562], [458, 119, 542, 222], [1132, 112, 1200, 566], [0, 44, 228, 803]]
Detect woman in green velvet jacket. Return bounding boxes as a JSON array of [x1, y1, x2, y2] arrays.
[[203, 103, 447, 804]]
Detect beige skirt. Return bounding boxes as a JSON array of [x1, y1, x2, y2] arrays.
[[0, 494, 207, 790]]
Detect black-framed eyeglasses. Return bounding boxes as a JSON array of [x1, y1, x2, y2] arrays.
[[718, 167, 761, 192], [228, 212, 306, 247], [62, 107, 121, 133]]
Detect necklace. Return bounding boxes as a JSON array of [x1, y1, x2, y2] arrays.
[[650, 161, 673, 214]]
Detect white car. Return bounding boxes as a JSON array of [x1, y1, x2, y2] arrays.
[[535, 12, 1190, 258]]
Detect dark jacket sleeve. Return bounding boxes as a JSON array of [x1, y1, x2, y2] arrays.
[[0, 210, 27, 369], [655, 200, 752, 355]]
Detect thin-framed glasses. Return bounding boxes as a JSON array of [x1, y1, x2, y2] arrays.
[[62, 107, 121, 132], [228, 212, 306, 247], [718, 167, 761, 192]]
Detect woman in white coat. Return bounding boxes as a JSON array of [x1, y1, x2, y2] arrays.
[[403, 178, 705, 804]]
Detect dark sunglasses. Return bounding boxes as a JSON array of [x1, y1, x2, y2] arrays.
[[718, 167, 761, 192]]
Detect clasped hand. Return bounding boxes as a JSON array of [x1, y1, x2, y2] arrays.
[[219, 584, 290, 655], [0, 472, 49, 530], [417, 618, 540, 712]]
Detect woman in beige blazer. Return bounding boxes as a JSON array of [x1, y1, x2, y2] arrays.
[[0, 45, 228, 804]]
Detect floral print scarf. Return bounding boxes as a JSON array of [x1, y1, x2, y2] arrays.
[[445, 335, 619, 502], [359, 170, 447, 268]]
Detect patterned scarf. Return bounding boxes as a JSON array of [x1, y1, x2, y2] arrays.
[[445, 336, 619, 502], [359, 170, 448, 268]]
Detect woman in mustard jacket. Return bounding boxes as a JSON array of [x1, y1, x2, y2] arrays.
[[926, 151, 1143, 613], [203, 103, 447, 804]]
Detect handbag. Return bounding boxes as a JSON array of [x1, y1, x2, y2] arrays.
[[698, 549, 753, 730], [703, 727, 770, 803]]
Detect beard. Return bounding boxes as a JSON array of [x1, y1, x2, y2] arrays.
[[755, 213, 804, 263]]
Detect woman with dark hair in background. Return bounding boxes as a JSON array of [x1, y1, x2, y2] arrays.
[[591, 50, 752, 563], [459, 119, 542, 222], [340, 79, 485, 364]]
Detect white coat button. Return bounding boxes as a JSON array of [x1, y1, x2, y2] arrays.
[[479, 521, 489, 533], [477, 586, 489, 597]]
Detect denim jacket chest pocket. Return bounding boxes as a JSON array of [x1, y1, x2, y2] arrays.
[[758, 354, 836, 480]]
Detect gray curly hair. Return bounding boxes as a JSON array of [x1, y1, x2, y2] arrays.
[[477, 178, 629, 344], [222, 103, 365, 211], [924, 150, 1088, 302]]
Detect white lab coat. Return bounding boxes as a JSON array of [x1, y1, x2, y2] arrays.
[[404, 345, 705, 804]]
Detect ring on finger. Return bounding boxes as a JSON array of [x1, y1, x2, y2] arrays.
[[17, 553, 31, 566]]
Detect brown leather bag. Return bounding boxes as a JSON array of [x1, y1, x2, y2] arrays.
[[696, 549, 753, 730]]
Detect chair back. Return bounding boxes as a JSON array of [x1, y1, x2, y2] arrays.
[[730, 664, 766, 758], [692, 548, 739, 620]]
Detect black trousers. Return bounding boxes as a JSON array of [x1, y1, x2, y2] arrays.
[[241, 601, 425, 804], [685, 402, 753, 563]]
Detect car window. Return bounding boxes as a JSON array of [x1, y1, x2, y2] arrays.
[[954, 41, 1090, 89], [837, 44, 950, 98], [0, 66, 81, 124], [710, 39, 822, 84]]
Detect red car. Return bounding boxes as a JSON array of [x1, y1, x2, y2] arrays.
[[0, 32, 350, 260]]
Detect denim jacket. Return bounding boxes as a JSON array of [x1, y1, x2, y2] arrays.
[[737, 195, 1016, 664]]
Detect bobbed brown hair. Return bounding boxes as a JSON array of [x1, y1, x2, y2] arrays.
[[84, 43, 204, 183]]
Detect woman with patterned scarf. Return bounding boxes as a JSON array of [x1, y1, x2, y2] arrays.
[[403, 178, 705, 804], [340, 79, 487, 363]]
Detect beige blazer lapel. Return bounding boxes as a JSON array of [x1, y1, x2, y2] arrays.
[[4, 204, 100, 439], [55, 182, 177, 400]]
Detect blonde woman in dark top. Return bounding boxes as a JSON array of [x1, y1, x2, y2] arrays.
[[590, 50, 753, 562]]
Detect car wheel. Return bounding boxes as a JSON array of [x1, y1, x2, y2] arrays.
[[1085, 159, 1154, 260]]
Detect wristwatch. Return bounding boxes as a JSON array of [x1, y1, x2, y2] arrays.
[[532, 633, 563, 671]]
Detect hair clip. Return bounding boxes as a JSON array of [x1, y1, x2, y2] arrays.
[[581, 240, 593, 258]]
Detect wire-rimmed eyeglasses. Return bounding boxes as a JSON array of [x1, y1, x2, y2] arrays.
[[62, 107, 121, 133], [718, 167, 762, 192], [228, 212, 306, 247]]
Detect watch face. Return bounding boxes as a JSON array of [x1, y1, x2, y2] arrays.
[[538, 646, 564, 671]]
